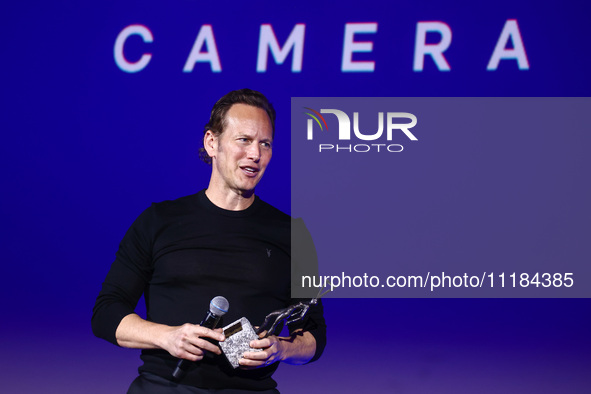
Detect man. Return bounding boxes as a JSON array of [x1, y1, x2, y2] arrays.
[[92, 89, 326, 393]]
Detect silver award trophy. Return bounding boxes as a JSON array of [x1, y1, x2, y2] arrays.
[[220, 288, 328, 368]]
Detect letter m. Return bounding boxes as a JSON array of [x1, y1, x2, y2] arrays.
[[257, 24, 305, 72]]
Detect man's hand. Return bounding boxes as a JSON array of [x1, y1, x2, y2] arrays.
[[239, 335, 285, 369], [238, 329, 316, 369], [162, 324, 225, 361], [115, 314, 225, 361]]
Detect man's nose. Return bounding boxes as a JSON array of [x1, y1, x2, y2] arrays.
[[247, 143, 261, 162]]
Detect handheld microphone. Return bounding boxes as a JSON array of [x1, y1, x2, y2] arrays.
[[172, 296, 229, 380]]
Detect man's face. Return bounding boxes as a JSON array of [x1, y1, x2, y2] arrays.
[[205, 103, 273, 196]]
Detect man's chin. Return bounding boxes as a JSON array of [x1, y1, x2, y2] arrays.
[[239, 177, 263, 194], [237, 181, 258, 196]]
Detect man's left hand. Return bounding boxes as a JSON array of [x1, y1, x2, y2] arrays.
[[239, 335, 284, 369]]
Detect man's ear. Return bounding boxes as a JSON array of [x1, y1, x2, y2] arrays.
[[204, 130, 218, 159]]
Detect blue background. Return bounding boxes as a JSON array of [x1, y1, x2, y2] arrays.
[[2, 1, 590, 392]]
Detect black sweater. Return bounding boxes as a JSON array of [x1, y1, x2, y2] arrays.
[[92, 190, 326, 390]]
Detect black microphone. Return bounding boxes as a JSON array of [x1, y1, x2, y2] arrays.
[[172, 296, 229, 380]]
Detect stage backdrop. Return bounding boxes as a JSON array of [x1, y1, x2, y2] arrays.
[[2, 1, 590, 393]]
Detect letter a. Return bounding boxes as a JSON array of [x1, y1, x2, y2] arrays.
[[487, 19, 529, 70], [183, 25, 222, 72]]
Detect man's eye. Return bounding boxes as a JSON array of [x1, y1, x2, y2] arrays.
[[261, 142, 272, 148]]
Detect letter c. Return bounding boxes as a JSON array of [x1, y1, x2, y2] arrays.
[[114, 24, 153, 73]]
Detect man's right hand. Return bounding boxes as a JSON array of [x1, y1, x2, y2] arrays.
[[115, 314, 225, 360], [162, 324, 225, 361]]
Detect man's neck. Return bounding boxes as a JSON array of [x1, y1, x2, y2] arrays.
[[204, 186, 255, 211]]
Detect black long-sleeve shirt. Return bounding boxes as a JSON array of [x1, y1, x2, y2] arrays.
[[92, 190, 326, 390]]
